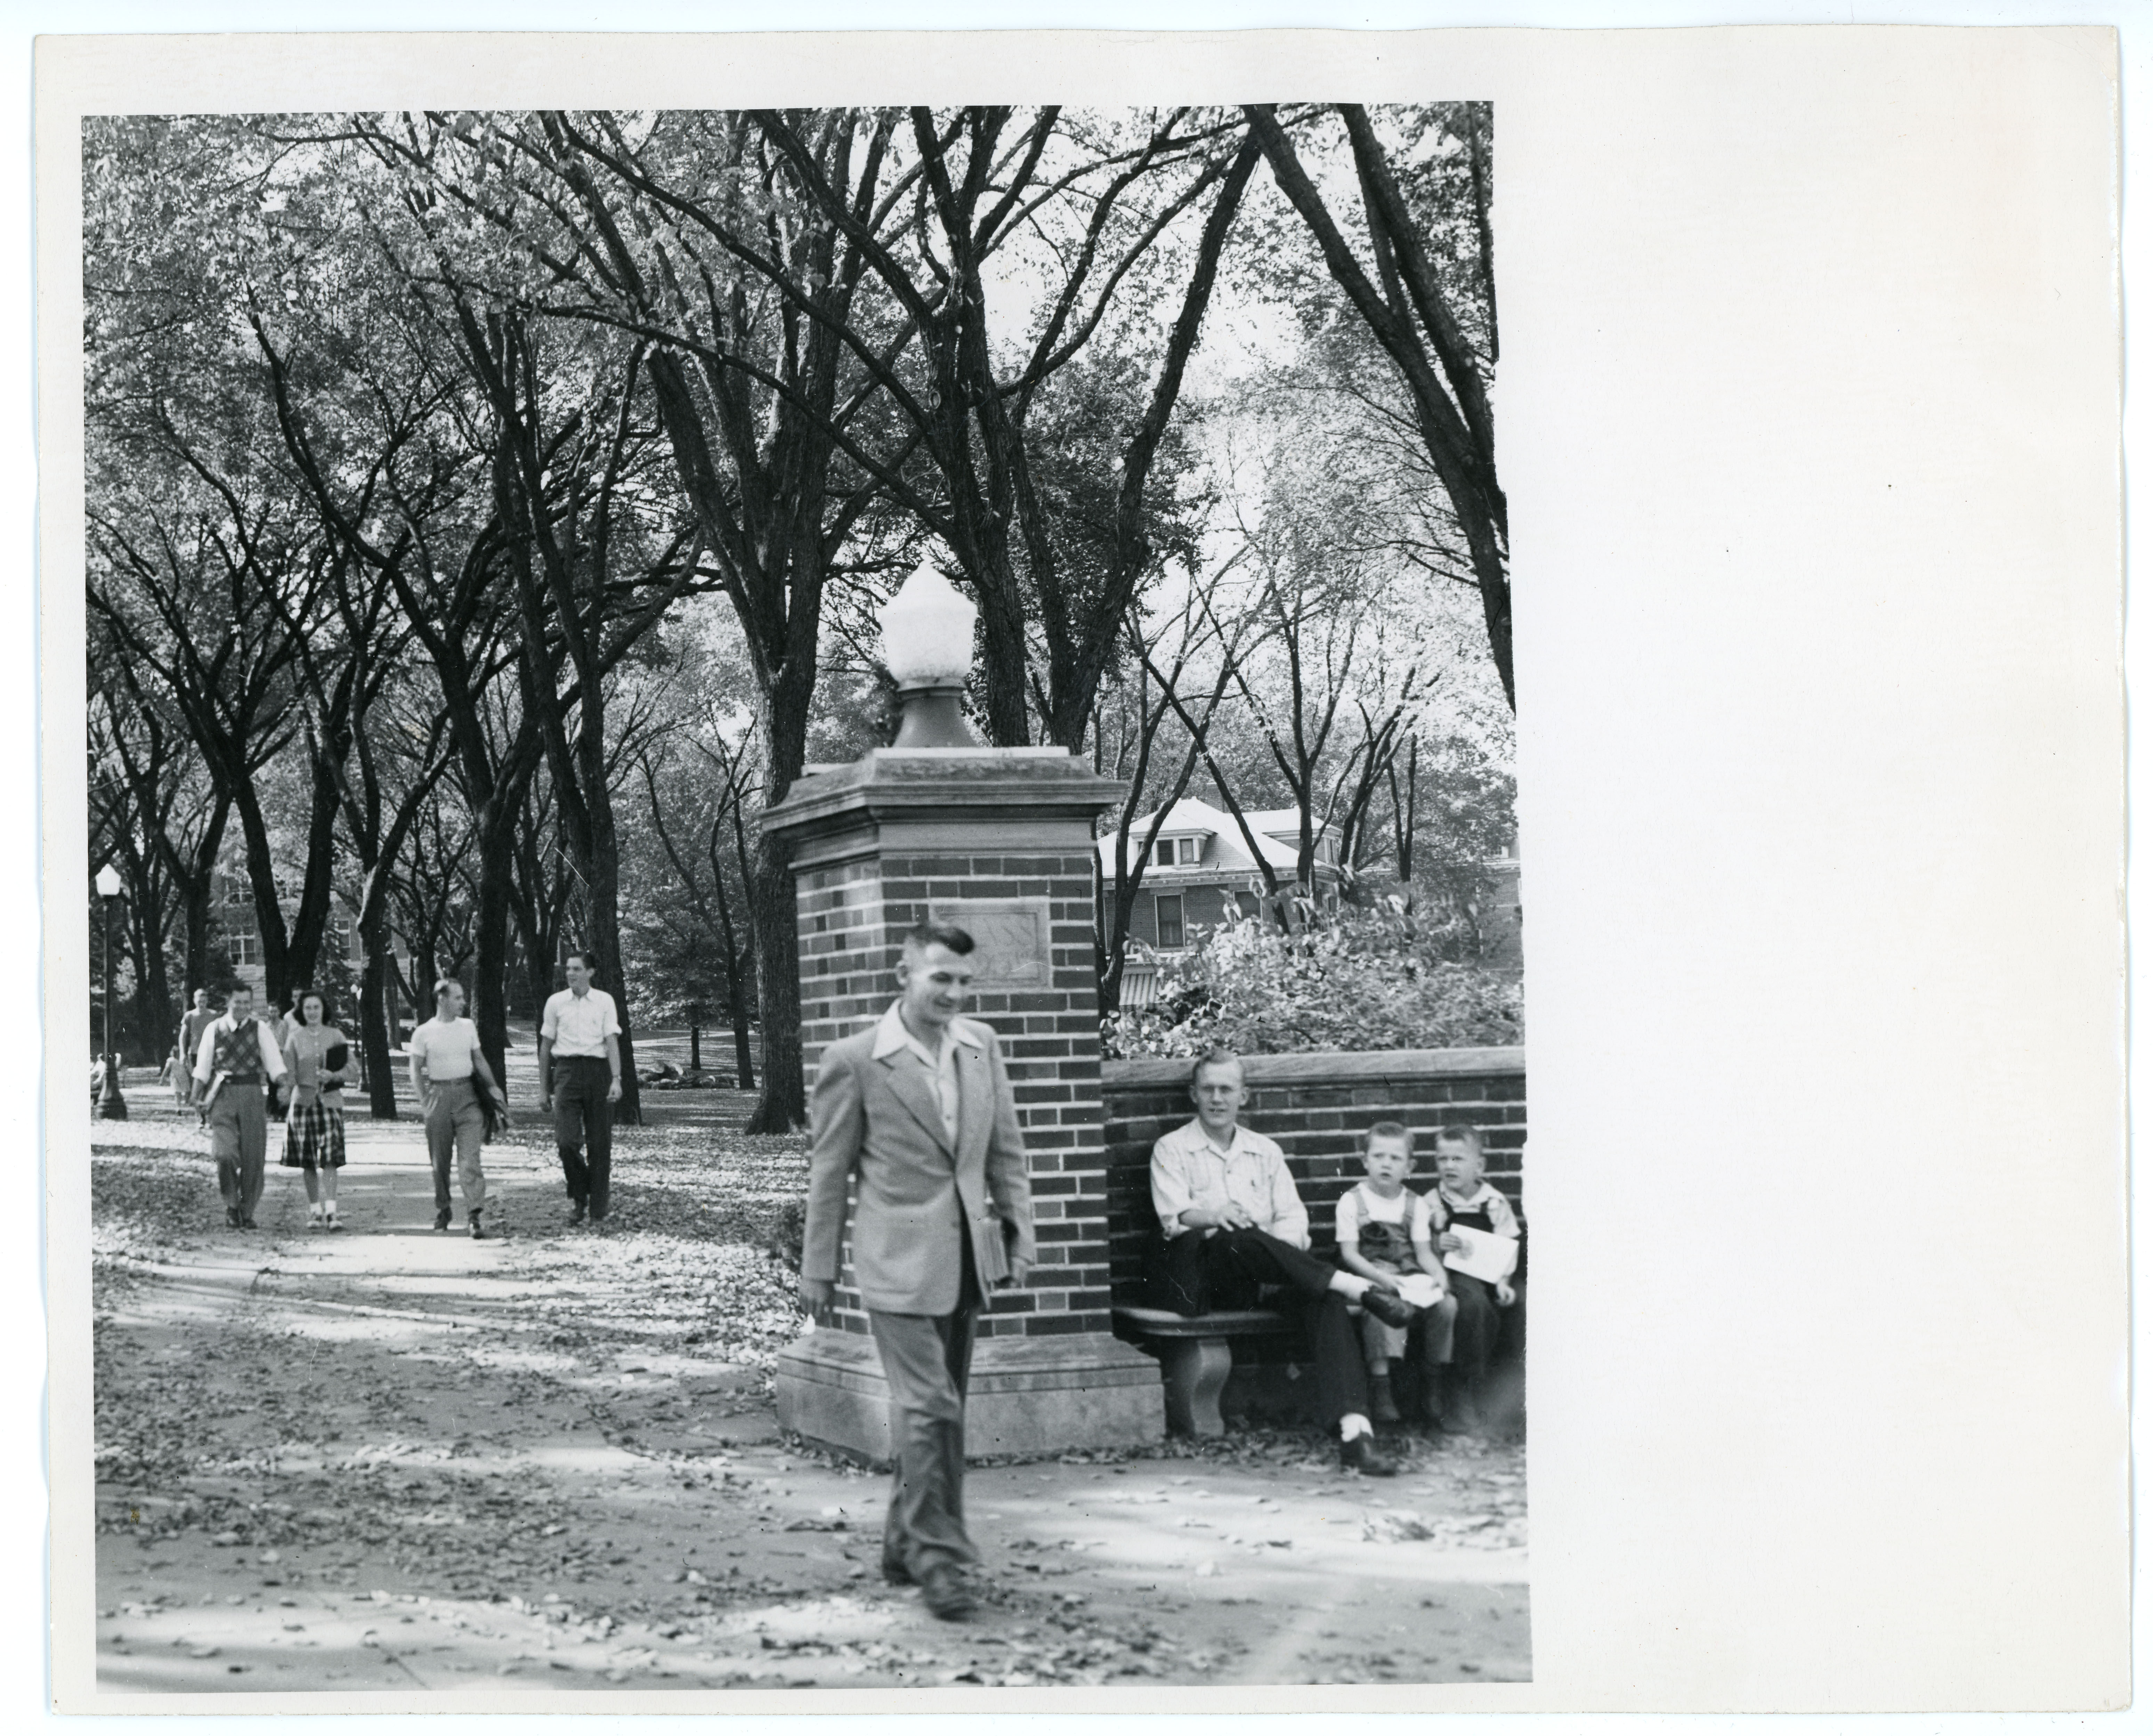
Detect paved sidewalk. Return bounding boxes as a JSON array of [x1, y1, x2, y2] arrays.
[[91, 1113, 1529, 1692]]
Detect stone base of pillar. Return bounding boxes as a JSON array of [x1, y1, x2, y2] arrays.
[[774, 1328, 1166, 1465]]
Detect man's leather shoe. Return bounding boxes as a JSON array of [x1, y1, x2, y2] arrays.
[[435, 1208, 452, 1232], [225, 1207, 241, 1228], [1339, 1434, 1401, 1477], [918, 1563, 975, 1620], [880, 1552, 913, 1586], [469, 1212, 488, 1240], [1362, 1286, 1415, 1329], [568, 1201, 586, 1227]]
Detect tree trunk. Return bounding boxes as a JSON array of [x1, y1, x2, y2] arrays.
[[707, 814, 756, 1090], [743, 688, 808, 1133], [355, 886, 399, 1119], [743, 817, 803, 1133], [129, 892, 171, 1066]]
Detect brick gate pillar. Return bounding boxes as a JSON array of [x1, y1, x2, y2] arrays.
[[764, 747, 1166, 1461]]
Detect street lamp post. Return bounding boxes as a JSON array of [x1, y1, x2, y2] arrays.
[[94, 864, 129, 1121]]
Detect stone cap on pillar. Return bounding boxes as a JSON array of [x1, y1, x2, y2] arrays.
[[765, 747, 1126, 865]]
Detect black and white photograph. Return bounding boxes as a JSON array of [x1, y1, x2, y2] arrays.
[[75, 97, 1528, 1694], [33, 18, 2131, 1723]]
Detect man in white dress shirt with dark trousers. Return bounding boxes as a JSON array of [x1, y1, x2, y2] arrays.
[[1149, 1047, 1408, 1475], [539, 949, 623, 1228], [799, 921, 1034, 1621]]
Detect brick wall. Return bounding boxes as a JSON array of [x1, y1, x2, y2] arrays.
[[794, 846, 1115, 1344], [1101, 1047, 1528, 1307]]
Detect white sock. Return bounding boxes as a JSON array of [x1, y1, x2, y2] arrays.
[[1339, 1413, 1372, 1442]]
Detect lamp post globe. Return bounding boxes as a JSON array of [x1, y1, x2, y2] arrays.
[[94, 863, 128, 1121], [879, 562, 979, 748]]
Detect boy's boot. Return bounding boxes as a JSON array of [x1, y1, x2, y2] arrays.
[[1433, 1365, 1474, 1434], [1368, 1371, 1402, 1426]]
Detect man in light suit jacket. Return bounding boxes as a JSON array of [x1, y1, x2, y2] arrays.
[[800, 920, 1033, 1621]]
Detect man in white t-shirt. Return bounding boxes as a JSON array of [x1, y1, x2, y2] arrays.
[[539, 950, 623, 1228], [408, 978, 509, 1238]]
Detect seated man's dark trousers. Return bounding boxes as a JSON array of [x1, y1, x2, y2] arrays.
[[552, 1054, 614, 1220], [1148, 1226, 1370, 1428], [869, 1232, 984, 1581]]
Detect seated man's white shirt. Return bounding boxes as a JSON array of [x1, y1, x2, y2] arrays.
[[871, 1001, 982, 1146], [1150, 1117, 1310, 1248], [542, 986, 621, 1057]]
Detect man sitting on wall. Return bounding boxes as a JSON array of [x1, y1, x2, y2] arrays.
[[1147, 1046, 1410, 1475]]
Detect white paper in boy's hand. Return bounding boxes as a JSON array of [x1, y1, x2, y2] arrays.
[[1441, 1225, 1520, 1284], [1393, 1274, 1444, 1309]]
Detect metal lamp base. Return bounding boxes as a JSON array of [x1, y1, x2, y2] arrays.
[[97, 1061, 129, 1121], [891, 685, 976, 749]]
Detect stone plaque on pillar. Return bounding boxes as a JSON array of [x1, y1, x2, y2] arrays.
[[928, 897, 1052, 990], [764, 746, 1166, 1462]]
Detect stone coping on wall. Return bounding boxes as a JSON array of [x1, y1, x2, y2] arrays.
[[1103, 1045, 1525, 1090]]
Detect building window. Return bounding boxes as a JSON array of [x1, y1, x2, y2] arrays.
[[1152, 839, 1174, 869], [1156, 894, 1184, 950], [329, 918, 353, 959], [1178, 836, 1200, 865], [228, 934, 260, 967]]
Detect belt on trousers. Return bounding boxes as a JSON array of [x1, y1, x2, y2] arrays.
[[555, 1053, 609, 1065]]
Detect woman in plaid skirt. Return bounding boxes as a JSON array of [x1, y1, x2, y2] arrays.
[[280, 989, 351, 1230]]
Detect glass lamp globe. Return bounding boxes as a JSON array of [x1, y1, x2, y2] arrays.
[[94, 864, 122, 899], [879, 563, 977, 690]]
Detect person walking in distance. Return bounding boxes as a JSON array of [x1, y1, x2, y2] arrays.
[[408, 978, 510, 1239], [799, 922, 1035, 1622], [191, 982, 289, 1231], [539, 949, 622, 1229], [280, 988, 351, 1231], [175, 988, 216, 1107]]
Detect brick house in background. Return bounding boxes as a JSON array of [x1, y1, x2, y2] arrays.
[[1102, 802, 1525, 1007], [1097, 797, 1344, 955], [208, 865, 402, 1012], [1480, 832, 1523, 970]]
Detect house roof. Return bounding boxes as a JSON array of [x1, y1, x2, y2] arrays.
[[1240, 807, 1331, 844], [1098, 796, 1304, 875]]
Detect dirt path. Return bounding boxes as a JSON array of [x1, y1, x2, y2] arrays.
[[92, 1105, 1529, 1692]]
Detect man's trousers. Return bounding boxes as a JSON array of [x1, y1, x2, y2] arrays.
[[866, 1236, 985, 1579], [424, 1078, 488, 1214], [551, 1055, 614, 1220], [207, 1082, 269, 1221], [1148, 1226, 1372, 1430]]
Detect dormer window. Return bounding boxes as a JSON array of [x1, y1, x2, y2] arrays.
[[1177, 836, 1200, 865], [1152, 835, 1204, 868]]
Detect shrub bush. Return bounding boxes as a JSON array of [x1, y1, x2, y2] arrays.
[[1103, 898, 1523, 1059]]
